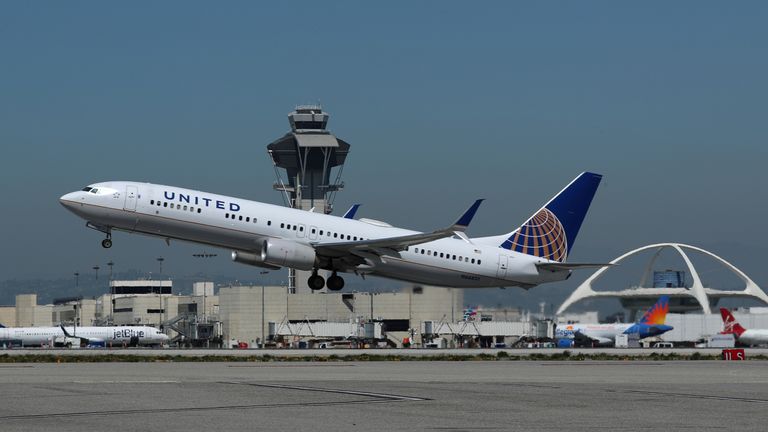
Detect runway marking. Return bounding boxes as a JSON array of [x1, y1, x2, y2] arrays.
[[607, 389, 768, 404], [0, 382, 430, 421], [72, 380, 180, 384], [227, 382, 431, 402]]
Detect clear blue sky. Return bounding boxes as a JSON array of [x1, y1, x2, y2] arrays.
[[1, 3, 767, 309]]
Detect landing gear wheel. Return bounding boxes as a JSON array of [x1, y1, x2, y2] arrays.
[[326, 273, 345, 291], [101, 238, 113, 249], [308, 274, 325, 291]]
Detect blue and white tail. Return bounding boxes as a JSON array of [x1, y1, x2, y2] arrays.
[[498, 172, 602, 262]]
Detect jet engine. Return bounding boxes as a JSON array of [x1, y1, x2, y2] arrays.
[[231, 251, 281, 270], [260, 238, 317, 270]]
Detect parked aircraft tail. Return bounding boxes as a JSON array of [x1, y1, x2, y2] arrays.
[[499, 172, 602, 262], [638, 296, 670, 325], [720, 308, 746, 337]]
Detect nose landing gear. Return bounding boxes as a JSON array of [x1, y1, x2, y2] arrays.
[[101, 237, 112, 249]]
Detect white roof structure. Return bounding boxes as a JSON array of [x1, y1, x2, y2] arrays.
[[557, 243, 768, 315]]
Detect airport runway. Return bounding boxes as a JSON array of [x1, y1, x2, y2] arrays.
[[1, 361, 767, 431]]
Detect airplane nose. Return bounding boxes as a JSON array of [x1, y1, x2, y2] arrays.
[[59, 192, 79, 209]]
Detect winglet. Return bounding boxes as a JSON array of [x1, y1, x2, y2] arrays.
[[343, 204, 362, 219], [60, 325, 73, 337], [452, 199, 484, 231]]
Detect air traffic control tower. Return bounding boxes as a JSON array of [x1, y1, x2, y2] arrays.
[[267, 105, 351, 292]]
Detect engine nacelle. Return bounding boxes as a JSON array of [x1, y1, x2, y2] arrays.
[[260, 238, 317, 271], [231, 251, 281, 270]]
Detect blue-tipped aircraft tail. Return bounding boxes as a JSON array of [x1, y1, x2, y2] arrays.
[[499, 172, 602, 262]]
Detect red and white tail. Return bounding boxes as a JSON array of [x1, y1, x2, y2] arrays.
[[720, 308, 746, 337]]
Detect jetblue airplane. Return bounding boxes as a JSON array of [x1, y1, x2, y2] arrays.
[[60, 172, 603, 291], [555, 296, 673, 346], [0, 325, 168, 348]]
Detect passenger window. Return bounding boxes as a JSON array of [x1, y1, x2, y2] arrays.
[[190, 207, 195, 212], [319, 230, 324, 235], [225, 213, 229, 218], [268, 221, 271, 226], [293, 226, 297, 231], [346, 235, 350, 240], [421, 249, 425, 255], [183, 205, 188, 211], [163, 202, 168, 207], [471, 258, 475, 264], [281, 223, 285, 228], [311, 228, 316, 234], [197, 208, 201, 213], [353, 236, 357, 241], [239, 216, 243, 221], [452, 255, 456, 260], [334, 233, 338, 238], [440, 253, 444, 258], [246, 217, 250, 222], [300, 226, 304, 232], [459, 256, 463, 262], [157, 201, 161, 206], [150, 200, 155, 205], [478, 260, 481, 265]]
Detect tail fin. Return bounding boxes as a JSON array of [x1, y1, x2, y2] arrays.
[[638, 296, 670, 325], [720, 308, 746, 337], [500, 172, 602, 262]]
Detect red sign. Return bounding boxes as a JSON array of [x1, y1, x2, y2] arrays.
[[722, 348, 745, 361]]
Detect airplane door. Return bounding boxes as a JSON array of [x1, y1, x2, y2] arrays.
[[124, 185, 138, 211], [496, 254, 509, 279], [297, 223, 306, 238], [308, 226, 318, 240]]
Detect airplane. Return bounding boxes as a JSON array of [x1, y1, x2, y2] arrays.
[[555, 296, 673, 346], [720, 308, 768, 346], [0, 324, 169, 348], [60, 172, 604, 291]]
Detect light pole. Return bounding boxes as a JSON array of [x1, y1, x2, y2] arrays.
[[92, 266, 100, 281], [260, 271, 269, 348], [156, 257, 164, 326], [107, 261, 115, 320], [74, 272, 79, 288], [192, 252, 217, 322]]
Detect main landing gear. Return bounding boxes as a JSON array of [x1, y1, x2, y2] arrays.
[[307, 271, 345, 291]]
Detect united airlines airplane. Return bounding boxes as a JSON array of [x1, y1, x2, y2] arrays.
[[60, 172, 603, 291], [0, 325, 168, 348]]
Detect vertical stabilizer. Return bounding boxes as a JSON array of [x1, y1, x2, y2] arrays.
[[720, 308, 747, 337], [500, 172, 602, 262]]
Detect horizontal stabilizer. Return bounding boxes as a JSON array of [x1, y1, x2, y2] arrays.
[[536, 262, 615, 271]]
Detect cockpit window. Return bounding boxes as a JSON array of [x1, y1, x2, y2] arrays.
[[82, 187, 93, 192], [90, 188, 99, 194]]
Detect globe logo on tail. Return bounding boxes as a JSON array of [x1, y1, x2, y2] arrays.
[[505, 208, 568, 262]]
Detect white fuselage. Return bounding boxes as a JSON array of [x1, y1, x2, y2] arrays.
[[0, 326, 168, 347], [737, 329, 768, 346], [555, 323, 632, 344], [60, 182, 571, 289]]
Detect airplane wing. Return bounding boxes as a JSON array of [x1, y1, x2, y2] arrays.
[[315, 199, 484, 258], [537, 263, 615, 271]]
